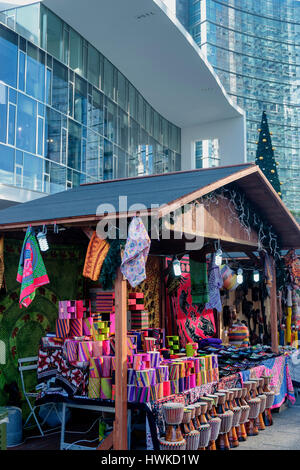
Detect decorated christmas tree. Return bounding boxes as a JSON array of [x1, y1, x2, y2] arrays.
[[255, 111, 282, 198]]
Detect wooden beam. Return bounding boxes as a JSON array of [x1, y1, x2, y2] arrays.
[[270, 256, 279, 354], [113, 267, 128, 450], [97, 431, 114, 450]]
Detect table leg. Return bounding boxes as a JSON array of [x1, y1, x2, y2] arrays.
[[127, 409, 131, 450], [60, 402, 66, 450]]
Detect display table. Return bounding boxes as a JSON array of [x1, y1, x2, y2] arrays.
[[36, 355, 295, 450], [239, 355, 295, 409], [287, 352, 300, 389], [35, 394, 159, 450]]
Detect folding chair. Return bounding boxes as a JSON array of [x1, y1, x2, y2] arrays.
[[18, 356, 62, 436]]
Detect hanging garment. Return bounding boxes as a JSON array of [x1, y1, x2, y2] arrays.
[[189, 259, 209, 305], [264, 252, 273, 296], [99, 238, 124, 290], [83, 231, 110, 281], [17, 226, 50, 308], [205, 255, 223, 312], [121, 217, 151, 288]]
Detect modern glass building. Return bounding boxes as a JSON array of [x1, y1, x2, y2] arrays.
[[0, 2, 181, 196], [181, 0, 300, 217]]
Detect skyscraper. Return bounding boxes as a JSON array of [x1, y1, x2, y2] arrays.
[[177, 0, 300, 218]]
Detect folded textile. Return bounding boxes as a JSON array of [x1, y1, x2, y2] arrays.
[[83, 231, 110, 281], [121, 217, 150, 288], [17, 226, 50, 307]]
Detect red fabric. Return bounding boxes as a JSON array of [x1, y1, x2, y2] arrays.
[[165, 256, 216, 347]]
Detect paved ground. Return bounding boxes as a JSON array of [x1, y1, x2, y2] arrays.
[[235, 391, 300, 450]]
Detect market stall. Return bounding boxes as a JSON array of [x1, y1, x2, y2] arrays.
[[0, 162, 299, 450]]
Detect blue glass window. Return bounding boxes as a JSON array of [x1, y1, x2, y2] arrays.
[[86, 130, 99, 178], [50, 161, 66, 193], [74, 74, 87, 125], [0, 24, 18, 88], [46, 67, 52, 105], [103, 138, 113, 180], [16, 93, 36, 153], [0, 83, 7, 144], [8, 103, 16, 146], [23, 153, 43, 191], [26, 43, 45, 102], [68, 118, 81, 171], [52, 59, 68, 114], [37, 117, 44, 156], [0, 144, 14, 184], [18, 51, 26, 92], [45, 107, 61, 163], [15, 150, 23, 165]]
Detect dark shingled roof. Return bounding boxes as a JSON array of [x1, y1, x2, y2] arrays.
[[0, 163, 253, 226]]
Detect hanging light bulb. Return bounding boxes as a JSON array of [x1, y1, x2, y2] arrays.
[[237, 268, 243, 285], [172, 257, 181, 277], [215, 249, 223, 266], [37, 226, 49, 252], [253, 270, 260, 283]]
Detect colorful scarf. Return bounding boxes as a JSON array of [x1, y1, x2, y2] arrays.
[[83, 231, 110, 281], [121, 217, 151, 288], [17, 227, 50, 308], [189, 259, 209, 305]]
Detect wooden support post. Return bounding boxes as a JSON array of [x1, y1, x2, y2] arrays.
[[113, 267, 128, 450], [270, 257, 279, 354]]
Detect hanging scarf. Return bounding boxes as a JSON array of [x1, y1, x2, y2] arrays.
[[83, 231, 110, 281], [17, 227, 50, 308], [189, 259, 209, 305], [206, 254, 223, 312], [99, 238, 125, 290], [121, 217, 151, 288]]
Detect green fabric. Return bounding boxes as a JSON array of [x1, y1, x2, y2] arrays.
[[99, 238, 125, 290], [0, 239, 86, 419], [190, 259, 209, 305]]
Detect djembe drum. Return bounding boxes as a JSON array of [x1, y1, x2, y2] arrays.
[[228, 390, 241, 448], [159, 438, 186, 451], [206, 394, 219, 416], [186, 405, 196, 432], [255, 378, 267, 431], [198, 423, 211, 451], [243, 381, 253, 401], [181, 408, 193, 435], [162, 402, 185, 442], [200, 397, 221, 451], [249, 379, 259, 398], [215, 393, 233, 450], [193, 403, 201, 429], [237, 388, 250, 442], [263, 375, 275, 426], [186, 430, 200, 451], [199, 402, 209, 424], [246, 398, 261, 436]]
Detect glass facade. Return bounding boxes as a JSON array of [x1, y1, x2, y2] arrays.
[[186, 0, 300, 217], [0, 3, 181, 194], [195, 138, 220, 168]]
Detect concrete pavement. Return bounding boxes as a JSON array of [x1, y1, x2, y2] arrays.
[[235, 392, 300, 450]]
